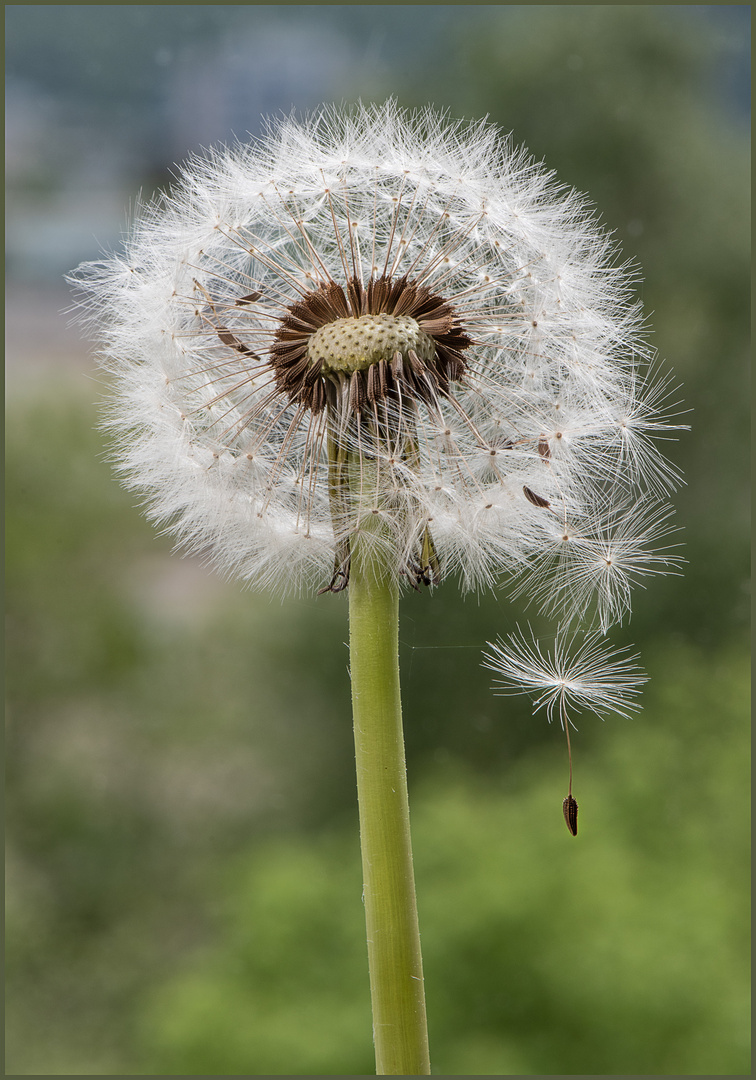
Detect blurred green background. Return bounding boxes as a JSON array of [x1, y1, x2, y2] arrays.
[[6, 6, 749, 1075]]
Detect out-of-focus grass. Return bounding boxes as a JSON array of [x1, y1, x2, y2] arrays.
[[137, 643, 749, 1076]]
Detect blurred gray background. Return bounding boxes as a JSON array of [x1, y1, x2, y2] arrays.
[[6, 6, 750, 1076]]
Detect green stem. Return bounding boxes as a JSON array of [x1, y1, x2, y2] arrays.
[[349, 558, 431, 1076]]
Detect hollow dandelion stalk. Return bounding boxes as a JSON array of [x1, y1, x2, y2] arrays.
[[69, 100, 682, 1073]]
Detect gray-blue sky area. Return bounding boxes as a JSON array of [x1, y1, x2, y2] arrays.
[[6, 4, 749, 285]]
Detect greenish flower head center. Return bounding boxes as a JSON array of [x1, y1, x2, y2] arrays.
[[308, 314, 436, 376]]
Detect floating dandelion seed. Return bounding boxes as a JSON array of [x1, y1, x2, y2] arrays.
[[483, 627, 648, 834], [483, 626, 647, 721], [68, 100, 681, 608]]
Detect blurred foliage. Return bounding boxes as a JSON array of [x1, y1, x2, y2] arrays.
[[6, 387, 353, 1073], [6, 5, 750, 1077], [138, 637, 749, 1076]]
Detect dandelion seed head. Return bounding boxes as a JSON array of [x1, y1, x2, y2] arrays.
[[69, 100, 682, 603]]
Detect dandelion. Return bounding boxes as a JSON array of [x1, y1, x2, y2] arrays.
[[69, 100, 680, 607], [69, 100, 681, 1073]]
